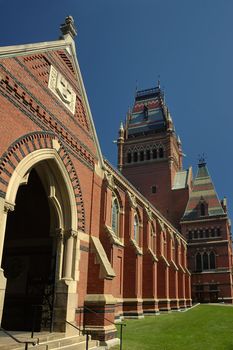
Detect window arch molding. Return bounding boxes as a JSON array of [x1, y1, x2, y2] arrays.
[[150, 222, 156, 253], [111, 190, 123, 238], [195, 250, 216, 271], [133, 212, 140, 243]]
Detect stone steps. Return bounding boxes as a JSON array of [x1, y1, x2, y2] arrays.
[[0, 332, 102, 350]]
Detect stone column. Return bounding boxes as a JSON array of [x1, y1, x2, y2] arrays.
[[63, 229, 76, 280], [0, 199, 14, 324]]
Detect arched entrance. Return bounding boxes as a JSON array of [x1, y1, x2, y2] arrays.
[[2, 169, 55, 330], [0, 148, 80, 332]]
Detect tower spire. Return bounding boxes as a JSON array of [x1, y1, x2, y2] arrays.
[[198, 154, 206, 167]]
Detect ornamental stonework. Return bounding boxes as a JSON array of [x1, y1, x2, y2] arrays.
[[48, 65, 76, 114]]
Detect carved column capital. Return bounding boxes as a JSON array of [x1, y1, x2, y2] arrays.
[[104, 171, 116, 191], [4, 201, 15, 213], [64, 228, 78, 240], [127, 191, 137, 209], [145, 207, 153, 222]]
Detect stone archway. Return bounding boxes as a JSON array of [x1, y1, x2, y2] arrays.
[[0, 148, 80, 331], [2, 169, 55, 330]]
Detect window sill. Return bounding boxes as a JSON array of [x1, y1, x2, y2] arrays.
[[148, 248, 158, 262], [170, 260, 178, 271], [130, 238, 143, 255], [105, 225, 124, 247], [159, 255, 170, 267]]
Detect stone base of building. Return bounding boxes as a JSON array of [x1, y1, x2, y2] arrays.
[[158, 299, 171, 312], [84, 294, 117, 342], [142, 298, 159, 315], [114, 299, 124, 322], [123, 298, 144, 318], [170, 299, 180, 310], [85, 324, 118, 344], [218, 297, 233, 304], [178, 298, 186, 309], [185, 299, 192, 308]]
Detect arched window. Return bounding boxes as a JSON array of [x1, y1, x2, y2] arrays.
[[127, 152, 132, 163], [152, 148, 157, 159], [203, 252, 209, 270], [199, 230, 203, 239], [196, 252, 202, 271], [133, 214, 139, 242], [188, 231, 192, 240], [159, 147, 164, 158], [146, 149, 151, 160], [143, 105, 149, 119], [151, 225, 156, 252], [112, 197, 119, 236], [209, 251, 216, 269], [133, 151, 138, 162], [200, 203, 205, 216], [140, 150, 144, 161]]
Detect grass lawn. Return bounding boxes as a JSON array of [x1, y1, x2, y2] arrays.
[[111, 305, 233, 350]]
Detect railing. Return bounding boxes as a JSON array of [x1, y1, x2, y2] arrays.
[[83, 305, 126, 350], [30, 302, 54, 339], [0, 327, 39, 350], [65, 320, 90, 350]]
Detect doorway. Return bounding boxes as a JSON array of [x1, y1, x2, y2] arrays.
[[1, 169, 56, 331]]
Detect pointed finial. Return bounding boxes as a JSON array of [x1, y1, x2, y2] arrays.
[[157, 75, 161, 89], [198, 153, 206, 167], [60, 16, 77, 39], [120, 121, 124, 131]]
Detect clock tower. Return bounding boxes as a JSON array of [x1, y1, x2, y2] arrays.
[[117, 85, 192, 229]]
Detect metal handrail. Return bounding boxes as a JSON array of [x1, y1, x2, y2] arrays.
[[65, 320, 82, 334], [0, 327, 39, 350], [83, 306, 126, 350], [65, 320, 90, 350]]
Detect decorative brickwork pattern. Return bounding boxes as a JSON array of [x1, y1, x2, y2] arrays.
[[23, 54, 50, 85], [0, 68, 95, 168]]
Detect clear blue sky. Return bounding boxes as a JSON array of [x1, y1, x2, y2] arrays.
[[1, 0, 233, 218]]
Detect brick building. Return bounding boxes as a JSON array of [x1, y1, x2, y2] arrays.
[[0, 17, 232, 347]]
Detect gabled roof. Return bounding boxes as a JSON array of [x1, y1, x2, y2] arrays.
[[182, 161, 225, 221], [0, 17, 104, 169], [126, 86, 168, 137]]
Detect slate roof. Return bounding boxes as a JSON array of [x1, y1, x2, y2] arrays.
[[127, 87, 167, 137], [182, 161, 225, 221]]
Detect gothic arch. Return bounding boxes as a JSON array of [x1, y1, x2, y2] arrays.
[[0, 131, 85, 231], [0, 132, 85, 329]]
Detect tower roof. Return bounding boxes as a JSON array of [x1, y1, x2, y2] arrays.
[[127, 86, 168, 137], [182, 162, 225, 221]]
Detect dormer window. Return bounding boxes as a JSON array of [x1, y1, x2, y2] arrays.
[[143, 105, 149, 119], [200, 203, 205, 216], [198, 198, 208, 217]]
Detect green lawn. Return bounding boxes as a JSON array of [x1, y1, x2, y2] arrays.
[[112, 305, 233, 350]]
